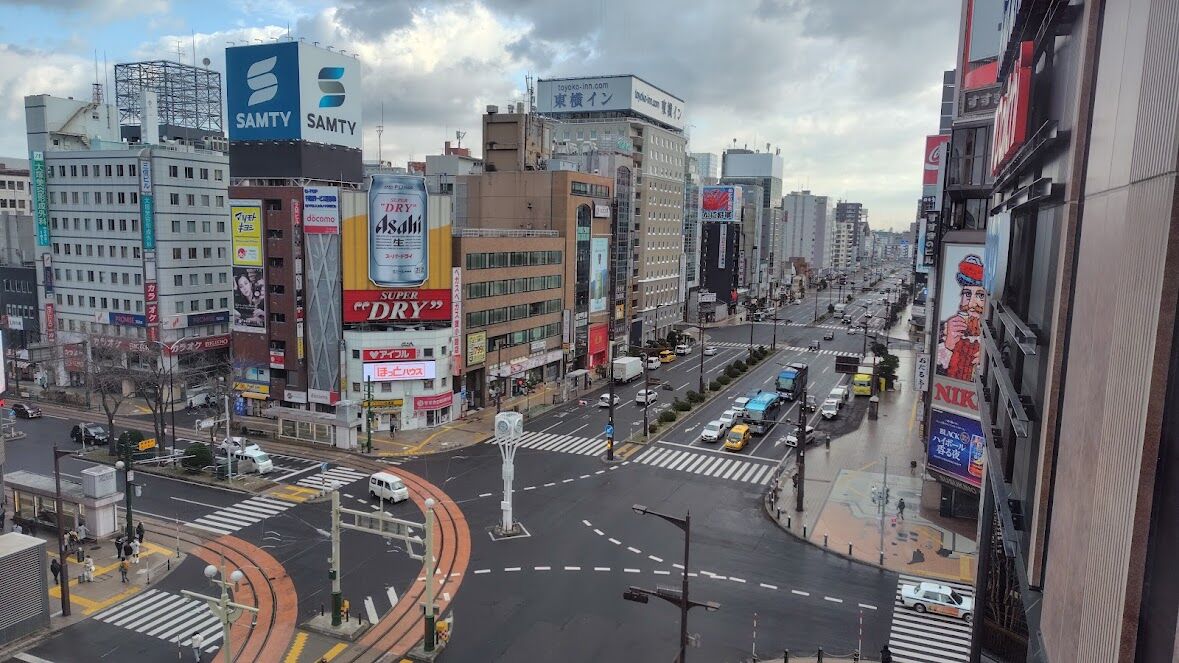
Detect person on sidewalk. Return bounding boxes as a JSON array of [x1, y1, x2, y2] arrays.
[[897, 498, 906, 520], [119, 559, 129, 583], [83, 555, 95, 583], [389, 421, 396, 439], [50, 557, 61, 585], [122, 540, 133, 563], [115, 534, 125, 560], [130, 538, 141, 564], [190, 632, 204, 662], [136, 522, 145, 544]]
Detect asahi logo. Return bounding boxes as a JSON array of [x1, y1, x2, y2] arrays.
[[373, 213, 422, 235]]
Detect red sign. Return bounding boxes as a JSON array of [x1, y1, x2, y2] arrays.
[[414, 391, 454, 411], [589, 324, 608, 356], [145, 302, 159, 325], [269, 349, 285, 369], [923, 135, 950, 186], [292, 199, 302, 226], [144, 281, 158, 303], [44, 303, 56, 343], [167, 335, 230, 355], [362, 348, 418, 362], [146, 326, 160, 342], [933, 383, 979, 412], [63, 344, 86, 372], [343, 290, 451, 323], [990, 41, 1034, 176], [91, 335, 152, 353]]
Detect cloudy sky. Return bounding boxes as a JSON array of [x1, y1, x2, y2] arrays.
[[0, 0, 958, 229]]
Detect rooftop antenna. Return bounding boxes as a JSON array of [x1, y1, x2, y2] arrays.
[[376, 101, 385, 164], [525, 73, 535, 112], [455, 130, 466, 150]]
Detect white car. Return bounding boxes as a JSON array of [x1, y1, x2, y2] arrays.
[[700, 420, 727, 442], [820, 399, 840, 420], [732, 397, 751, 416], [674, 343, 691, 355], [635, 389, 659, 405], [703, 345, 718, 356], [829, 385, 849, 405], [718, 409, 739, 428], [785, 425, 817, 446], [646, 356, 662, 370], [597, 394, 620, 408], [900, 582, 974, 623]]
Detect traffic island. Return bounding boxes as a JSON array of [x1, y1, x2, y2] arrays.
[[302, 612, 370, 641]]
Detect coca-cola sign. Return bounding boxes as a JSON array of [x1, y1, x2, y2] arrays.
[[343, 289, 451, 323], [362, 348, 418, 362]]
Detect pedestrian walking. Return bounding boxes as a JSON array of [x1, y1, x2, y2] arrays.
[[50, 557, 61, 585], [897, 498, 906, 520], [131, 538, 141, 564], [341, 597, 350, 621], [119, 559, 129, 583], [389, 421, 395, 439], [190, 632, 204, 662], [136, 522, 144, 544], [115, 534, 125, 560], [83, 555, 95, 583]]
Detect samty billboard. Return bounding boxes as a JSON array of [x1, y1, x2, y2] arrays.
[[339, 184, 452, 324]]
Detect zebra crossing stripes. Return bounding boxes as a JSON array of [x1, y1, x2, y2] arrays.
[[706, 341, 847, 356], [92, 589, 223, 652], [634, 447, 774, 485], [490, 431, 606, 457], [887, 573, 975, 663], [295, 466, 368, 490], [189, 496, 293, 535]]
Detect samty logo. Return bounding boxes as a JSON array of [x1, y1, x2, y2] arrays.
[[317, 67, 346, 108], [246, 56, 279, 106]]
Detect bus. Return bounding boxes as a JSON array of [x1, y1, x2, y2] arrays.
[[776, 362, 809, 400], [743, 392, 783, 435]]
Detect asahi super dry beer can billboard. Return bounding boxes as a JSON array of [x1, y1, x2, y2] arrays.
[[368, 175, 428, 287]]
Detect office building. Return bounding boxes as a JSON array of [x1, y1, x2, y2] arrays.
[[690, 152, 718, 181], [831, 201, 864, 272], [0, 161, 31, 214], [783, 190, 831, 272], [721, 149, 783, 298]]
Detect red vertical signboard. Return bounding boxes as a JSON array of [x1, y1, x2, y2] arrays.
[[990, 41, 1034, 176]]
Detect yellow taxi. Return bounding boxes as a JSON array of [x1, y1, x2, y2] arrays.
[[723, 424, 751, 451], [659, 349, 676, 364]]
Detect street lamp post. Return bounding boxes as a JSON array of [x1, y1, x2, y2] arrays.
[[771, 316, 780, 351], [697, 329, 706, 395], [365, 377, 374, 453], [795, 381, 810, 513], [51, 446, 73, 617], [626, 505, 720, 662], [181, 560, 257, 663], [115, 449, 135, 541]]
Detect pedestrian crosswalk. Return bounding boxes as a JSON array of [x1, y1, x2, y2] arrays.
[[294, 466, 369, 490], [706, 341, 850, 356], [887, 573, 975, 662], [92, 589, 223, 652], [634, 446, 776, 485], [490, 431, 607, 457], [188, 496, 293, 536]]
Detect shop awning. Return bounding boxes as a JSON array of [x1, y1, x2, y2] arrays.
[[240, 392, 269, 400], [565, 369, 589, 380]]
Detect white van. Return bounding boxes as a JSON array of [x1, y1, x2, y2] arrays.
[[369, 471, 409, 503], [230, 445, 273, 474]]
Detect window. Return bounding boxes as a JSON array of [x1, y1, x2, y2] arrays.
[[199, 168, 209, 180], [174, 275, 183, 286], [184, 167, 194, 179], [186, 194, 195, 206], [202, 247, 211, 258], [188, 248, 197, 259], [117, 164, 124, 177], [175, 301, 186, 313], [219, 297, 228, 308], [189, 273, 199, 285], [352, 382, 361, 393], [381, 382, 392, 393], [200, 195, 209, 207], [105, 164, 112, 177], [204, 273, 213, 284], [202, 221, 211, 233], [190, 299, 199, 311], [215, 196, 225, 209], [117, 192, 125, 204], [168, 165, 178, 177], [214, 169, 223, 181], [131, 219, 138, 232], [170, 193, 180, 205], [172, 248, 182, 259], [130, 192, 137, 204], [187, 220, 196, 233], [219, 272, 227, 284], [70, 165, 77, 177], [270, 312, 286, 323], [133, 247, 140, 259], [205, 298, 213, 310], [119, 219, 128, 231]]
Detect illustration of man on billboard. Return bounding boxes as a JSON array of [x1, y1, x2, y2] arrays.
[[936, 253, 986, 382]]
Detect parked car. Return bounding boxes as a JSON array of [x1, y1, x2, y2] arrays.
[[71, 423, 110, 445], [723, 424, 752, 451], [703, 345, 718, 356], [674, 343, 691, 355], [635, 389, 659, 405], [900, 582, 974, 623], [829, 385, 850, 405], [718, 409, 739, 428], [11, 403, 42, 419], [659, 350, 676, 364], [646, 355, 662, 370], [785, 425, 817, 447], [700, 420, 727, 443], [820, 399, 840, 420], [598, 394, 620, 408], [823, 330, 835, 340]]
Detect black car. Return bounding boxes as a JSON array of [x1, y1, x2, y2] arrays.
[[809, 340, 821, 351], [70, 423, 110, 445], [11, 403, 42, 419], [823, 331, 835, 340]]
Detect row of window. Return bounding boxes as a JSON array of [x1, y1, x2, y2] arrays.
[[173, 272, 229, 287], [467, 275, 562, 300], [465, 250, 562, 270], [173, 219, 227, 234], [0, 199, 25, 209], [6, 304, 34, 320], [52, 217, 140, 233], [53, 290, 229, 314], [55, 268, 141, 286], [48, 162, 225, 182], [166, 165, 223, 181], [488, 322, 561, 351], [465, 299, 562, 329], [1, 180, 25, 191], [3, 279, 32, 294], [571, 181, 610, 198], [172, 246, 227, 261], [53, 242, 142, 260], [50, 318, 227, 338], [350, 376, 448, 393], [49, 190, 138, 205]]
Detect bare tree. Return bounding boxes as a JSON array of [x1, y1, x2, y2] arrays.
[[128, 356, 169, 458], [92, 365, 131, 451]]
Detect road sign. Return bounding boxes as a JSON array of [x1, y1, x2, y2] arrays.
[[138, 437, 157, 452], [834, 355, 860, 375], [605, 424, 614, 437]]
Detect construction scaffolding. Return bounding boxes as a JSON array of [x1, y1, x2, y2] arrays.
[[114, 60, 223, 134]]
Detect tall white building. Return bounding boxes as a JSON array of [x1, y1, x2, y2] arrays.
[[690, 152, 718, 181], [26, 94, 230, 386], [0, 160, 31, 214], [783, 190, 831, 273]]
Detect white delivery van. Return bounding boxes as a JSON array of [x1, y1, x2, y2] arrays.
[[230, 444, 274, 474], [369, 471, 410, 503]]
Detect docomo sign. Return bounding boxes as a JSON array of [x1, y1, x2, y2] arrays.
[[363, 360, 437, 382], [362, 348, 418, 362], [343, 289, 450, 323], [991, 41, 1034, 176]]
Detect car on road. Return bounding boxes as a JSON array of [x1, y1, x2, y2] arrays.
[[703, 345, 718, 356], [659, 350, 676, 364], [808, 340, 820, 351], [635, 389, 659, 405], [700, 420, 727, 442], [11, 403, 42, 419], [718, 409, 739, 428], [820, 399, 840, 420], [900, 582, 974, 623], [723, 424, 751, 451], [823, 330, 835, 340], [598, 394, 620, 408], [785, 425, 817, 446], [732, 396, 751, 416], [70, 423, 109, 445], [848, 326, 859, 334], [829, 385, 850, 405], [646, 355, 661, 370], [369, 471, 410, 503], [841, 315, 852, 324], [674, 343, 691, 355]]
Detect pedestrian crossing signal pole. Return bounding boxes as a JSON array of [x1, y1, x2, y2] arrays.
[[795, 382, 808, 513], [494, 412, 523, 536], [330, 489, 342, 626], [365, 378, 374, 454], [423, 497, 438, 652]]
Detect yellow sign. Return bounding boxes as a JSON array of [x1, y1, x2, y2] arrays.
[[234, 381, 270, 395], [138, 438, 157, 451], [364, 399, 403, 408], [466, 331, 487, 366], [230, 202, 263, 267]]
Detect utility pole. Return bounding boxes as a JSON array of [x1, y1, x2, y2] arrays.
[[116, 443, 135, 540], [365, 378, 373, 453], [795, 380, 808, 513], [52, 447, 72, 616], [879, 456, 888, 565], [606, 228, 616, 461], [697, 327, 705, 394], [642, 357, 650, 440], [771, 316, 779, 351], [330, 490, 342, 625], [422, 497, 438, 652]]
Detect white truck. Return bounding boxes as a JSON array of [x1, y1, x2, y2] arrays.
[[834, 303, 847, 315], [613, 356, 644, 383]]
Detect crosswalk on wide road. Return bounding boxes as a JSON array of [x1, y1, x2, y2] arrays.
[[294, 466, 368, 490], [188, 496, 293, 535], [887, 573, 975, 663], [92, 589, 222, 652], [490, 431, 607, 457], [633, 446, 776, 485]]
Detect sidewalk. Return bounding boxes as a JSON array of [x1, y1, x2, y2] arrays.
[[767, 306, 978, 584]]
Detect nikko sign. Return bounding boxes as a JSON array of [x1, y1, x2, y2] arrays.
[[226, 41, 362, 149]]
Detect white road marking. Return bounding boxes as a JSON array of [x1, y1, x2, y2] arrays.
[[730, 577, 746, 583], [760, 583, 778, 590], [654, 570, 671, 575], [649, 555, 663, 563], [608, 538, 622, 545], [627, 547, 641, 554], [534, 566, 551, 571], [624, 568, 640, 573], [579, 474, 591, 479], [792, 590, 810, 596], [859, 603, 877, 610], [504, 567, 521, 572], [562, 478, 575, 483], [543, 482, 556, 487], [582, 519, 592, 527], [364, 596, 378, 625], [593, 567, 610, 572], [387, 586, 398, 606], [564, 566, 581, 571], [593, 529, 604, 536], [478, 492, 493, 498], [522, 486, 536, 491], [824, 596, 843, 603]]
